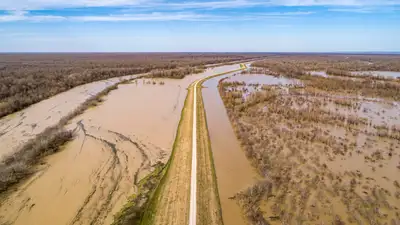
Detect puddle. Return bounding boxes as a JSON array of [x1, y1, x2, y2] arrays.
[[202, 74, 258, 225], [0, 63, 243, 225]]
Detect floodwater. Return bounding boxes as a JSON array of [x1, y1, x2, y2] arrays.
[[309, 71, 329, 77], [202, 74, 258, 225], [351, 71, 400, 78], [323, 98, 400, 127], [225, 74, 301, 99], [0, 64, 242, 225], [226, 74, 297, 85], [0, 74, 139, 159], [221, 74, 400, 224]]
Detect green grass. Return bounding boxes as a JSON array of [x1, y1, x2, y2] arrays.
[[194, 63, 247, 224], [139, 84, 193, 225], [111, 162, 165, 225], [197, 80, 224, 225]]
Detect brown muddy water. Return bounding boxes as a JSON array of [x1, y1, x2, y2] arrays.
[[219, 73, 400, 224], [0, 74, 139, 159], [202, 73, 258, 225], [351, 71, 400, 78], [0, 64, 242, 225], [310, 71, 329, 77], [311, 71, 400, 79], [228, 74, 297, 86]]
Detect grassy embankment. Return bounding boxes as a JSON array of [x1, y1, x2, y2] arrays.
[[112, 64, 248, 225], [195, 63, 248, 225], [141, 82, 194, 225], [112, 81, 193, 224], [196, 64, 249, 225]]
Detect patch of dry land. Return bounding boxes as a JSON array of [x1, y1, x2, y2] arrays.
[[0, 63, 242, 225], [219, 68, 400, 224]]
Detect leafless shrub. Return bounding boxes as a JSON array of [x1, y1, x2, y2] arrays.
[[0, 80, 122, 193], [0, 127, 73, 192], [235, 181, 272, 225], [219, 70, 400, 224]]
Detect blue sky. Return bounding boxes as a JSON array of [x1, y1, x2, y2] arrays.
[[0, 0, 399, 52]]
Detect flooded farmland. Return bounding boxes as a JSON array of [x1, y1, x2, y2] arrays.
[[227, 74, 297, 86], [0, 74, 139, 159], [351, 71, 400, 78], [202, 73, 258, 225], [0, 64, 242, 225], [219, 73, 400, 225]]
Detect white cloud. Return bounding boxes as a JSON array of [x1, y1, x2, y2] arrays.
[[0, 11, 65, 22], [0, 0, 144, 10], [0, 11, 228, 22], [269, 0, 400, 6], [70, 12, 223, 21], [257, 11, 315, 15], [328, 7, 373, 12], [0, 10, 316, 22], [144, 0, 266, 10], [327, 5, 399, 12], [128, 0, 400, 11], [2, 0, 400, 11]]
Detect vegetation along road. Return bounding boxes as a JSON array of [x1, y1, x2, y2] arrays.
[[145, 64, 247, 225]]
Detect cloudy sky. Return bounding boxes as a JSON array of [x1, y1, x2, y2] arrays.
[[0, 0, 399, 52]]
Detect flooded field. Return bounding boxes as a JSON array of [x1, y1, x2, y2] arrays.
[[219, 73, 400, 225], [310, 71, 329, 77], [0, 64, 241, 225], [352, 71, 400, 78], [202, 73, 258, 225], [0, 74, 139, 159], [228, 74, 296, 85]]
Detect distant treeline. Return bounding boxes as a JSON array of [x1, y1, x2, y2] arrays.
[[0, 53, 264, 118], [150, 66, 205, 79], [252, 54, 400, 77]]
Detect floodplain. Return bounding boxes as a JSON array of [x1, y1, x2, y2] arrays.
[[218, 55, 400, 224]]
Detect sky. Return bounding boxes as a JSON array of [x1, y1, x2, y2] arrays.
[[0, 0, 399, 52]]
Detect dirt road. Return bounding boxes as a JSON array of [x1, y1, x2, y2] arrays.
[[147, 65, 245, 225]]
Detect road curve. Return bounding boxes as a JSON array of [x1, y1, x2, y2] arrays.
[[148, 63, 246, 225], [189, 64, 247, 225]]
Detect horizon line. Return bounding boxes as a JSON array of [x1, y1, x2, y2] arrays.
[[1, 51, 400, 55]]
